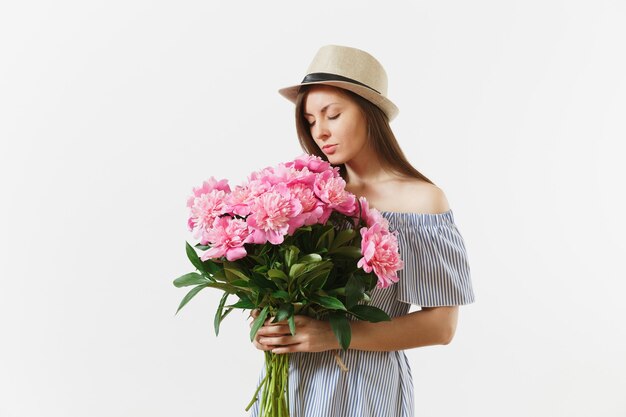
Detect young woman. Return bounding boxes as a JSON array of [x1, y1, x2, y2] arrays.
[[249, 45, 475, 417]]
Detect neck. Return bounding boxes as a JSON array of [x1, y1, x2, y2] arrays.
[[344, 152, 394, 187]]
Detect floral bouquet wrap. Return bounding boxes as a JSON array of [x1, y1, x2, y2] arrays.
[[173, 154, 403, 417]]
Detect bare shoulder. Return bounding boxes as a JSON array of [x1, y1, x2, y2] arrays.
[[346, 175, 451, 214], [394, 179, 451, 214]]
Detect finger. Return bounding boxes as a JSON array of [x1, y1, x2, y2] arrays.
[[252, 339, 274, 351], [265, 316, 286, 326], [292, 315, 312, 325], [254, 333, 281, 350], [259, 335, 298, 347], [271, 344, 298, 354], [257, 325, 291, 336]]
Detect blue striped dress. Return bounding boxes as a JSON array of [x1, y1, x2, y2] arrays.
[[249, 209, 475, 417]]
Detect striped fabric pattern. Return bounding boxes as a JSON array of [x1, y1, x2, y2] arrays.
[[248, 209, 474, 417], [387, 209, 475, 308]]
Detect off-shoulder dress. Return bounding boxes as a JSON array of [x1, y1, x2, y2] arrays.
[[249, 209, 475, 417]]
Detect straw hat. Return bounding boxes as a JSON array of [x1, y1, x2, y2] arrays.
[[278, 45, 399, 121]]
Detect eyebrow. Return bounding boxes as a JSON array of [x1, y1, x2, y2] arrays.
[[303, 102, 340, 117]]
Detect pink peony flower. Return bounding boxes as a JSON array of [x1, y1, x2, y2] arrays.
[[246, 184, 303, 245], [313, 170, 358, 217], [186, 177, 231, 245], [186, 177, 230, 209], [286, 182, 326, 234], [268, 163, 307, 185], [248, 165, 297, 187], [248, 166, 276, 182], [250, 162, 317, 188], [200, 216, 252, 261], [224, 178, 274, 217], [358, 197, 390, 229], [225, 185, 255, 217], [357, 223, 404, 289], [286, 153, 336, 174]]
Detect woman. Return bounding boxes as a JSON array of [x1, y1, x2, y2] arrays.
[[249, 45, 475, 417]]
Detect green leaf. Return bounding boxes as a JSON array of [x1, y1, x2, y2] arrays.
[[289, 263, 307, 279], [361, 273, 378, 290], [271, 290, 290, 301], [186, 242, 205, 273], [330, 229, 357, 250], [214, 292, 229, 336], [305, 269, 330, 291], [325, 226, 336, 247], [227, 298, 255, 309], [293, 225, 312, 235], [224, 263, 250, 281], [247, 255, 265, 264], [288, 315, 296, 336], [316, 227, 335, 251], [249, 273, 278, 290], [267, 269, 289, 281], [345, 275, 365, 309], [349, 305, 391, 322], [204, 282, 239, 293], [249, 306, 269, 341], [297, 261, 332, 287], [284, 246, 300, 268], [224, 268, 241, 282], [328, 246, 362, 258], [257, 242, 272, 257], [173, 272, 208, 288], [272, 303, 294, 323], [175, 284, 207, 314], [328, 312, 351, 351], [299, 253, 322, 263], [209, 270, 228, 282], [252, 264, 268, 274], [201, 259, 222, 275], [312, 295, 346, 311], [327, 287, 345, 296], [221, 307, 233, 320], [229, 279, 250, 288]]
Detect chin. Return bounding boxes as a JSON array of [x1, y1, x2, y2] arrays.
[[325, 154, 347, 165]]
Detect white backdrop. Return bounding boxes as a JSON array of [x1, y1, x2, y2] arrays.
[[1, 1, 625, 416]]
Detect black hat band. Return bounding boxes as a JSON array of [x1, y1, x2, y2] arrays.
[[301, 72, 381, 95]]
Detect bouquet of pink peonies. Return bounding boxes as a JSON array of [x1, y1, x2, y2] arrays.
[[173, 154, 403, 417]]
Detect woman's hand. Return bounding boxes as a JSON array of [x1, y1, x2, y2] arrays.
[[249, 310, 340, 354], [249, 306, 458, 353]]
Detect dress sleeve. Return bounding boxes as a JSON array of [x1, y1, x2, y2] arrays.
[[390, 211, 475, 307]]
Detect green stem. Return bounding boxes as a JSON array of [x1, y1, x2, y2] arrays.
[[254, 351, 289, 417], [245, 369, 270, 411]]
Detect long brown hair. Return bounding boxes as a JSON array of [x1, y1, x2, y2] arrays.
[[294, 85, 434, 185]]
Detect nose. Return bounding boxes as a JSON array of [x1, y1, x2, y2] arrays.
[[312, 119, 330, 141]]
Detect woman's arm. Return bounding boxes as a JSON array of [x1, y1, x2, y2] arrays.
[[252, 306, 459, 354], [349, 306, 458, 351]]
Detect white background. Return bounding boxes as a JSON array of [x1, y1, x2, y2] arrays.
[[1, 1, 625, 416]]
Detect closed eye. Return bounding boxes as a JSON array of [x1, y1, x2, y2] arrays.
[[307, 113, 340, 127]]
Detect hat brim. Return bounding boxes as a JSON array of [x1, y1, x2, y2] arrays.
[[278, 80, 399, 121]]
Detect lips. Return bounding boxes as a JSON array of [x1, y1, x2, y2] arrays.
[[322, 144, 338, 154]]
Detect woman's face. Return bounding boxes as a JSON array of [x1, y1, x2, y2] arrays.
[[303, 85, 369, 166]]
